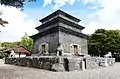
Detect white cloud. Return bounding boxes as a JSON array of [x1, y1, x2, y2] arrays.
[[82, 0, 98, 4], [43, 0, 120, 34], [42, 0, 100, 9], [82, 0, 120, 34], [43, 0, 52, 7], [0, 5, 38, 42], [43, 0, 77, 9]]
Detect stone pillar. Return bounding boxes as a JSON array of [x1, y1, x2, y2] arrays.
[[104, 59, 108, 67], [81, 61, 85, 70]]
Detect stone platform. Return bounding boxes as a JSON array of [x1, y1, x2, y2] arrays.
[[5, 56, 115, 71]]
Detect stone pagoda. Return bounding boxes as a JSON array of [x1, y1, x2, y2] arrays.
[[5, 10, 115, 72], [30, 10, 88, 56]]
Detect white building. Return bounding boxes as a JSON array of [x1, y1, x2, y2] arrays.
[[9, 45, 31, 58]]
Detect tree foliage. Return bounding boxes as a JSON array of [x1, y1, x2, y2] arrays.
[[20, 33, 33, 52], [88, 29, 120, 56], [0, 41, 20, 58], [1, 41, 20, 48], [0, 47, 10, 58], [0, 18, 8, 27], [0, 0, 35, 8]]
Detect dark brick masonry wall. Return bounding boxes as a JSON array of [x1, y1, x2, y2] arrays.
[[5, 56, 59, 70]]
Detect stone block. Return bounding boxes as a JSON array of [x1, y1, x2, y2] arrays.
[[52, 63, 65, 71]]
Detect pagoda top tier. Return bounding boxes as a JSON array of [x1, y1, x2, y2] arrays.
[[39, 10, 81, 24]]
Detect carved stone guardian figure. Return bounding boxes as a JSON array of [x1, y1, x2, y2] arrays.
[[57, 43, 64, 56]]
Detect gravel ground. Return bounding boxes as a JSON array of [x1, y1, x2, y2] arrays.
[[0, 60, 120, 79]]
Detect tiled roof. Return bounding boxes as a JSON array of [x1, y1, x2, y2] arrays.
[[13, 45, 31, 54], [39, 10, 81, 23]]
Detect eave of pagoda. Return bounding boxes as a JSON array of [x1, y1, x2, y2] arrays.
[[39, 10, 81, 23], [30, 26, 88, 40], [36, 16, 85, 31]]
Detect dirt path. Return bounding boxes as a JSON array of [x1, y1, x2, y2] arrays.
[[0, 60, 119, 79]]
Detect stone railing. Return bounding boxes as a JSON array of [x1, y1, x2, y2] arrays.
[[86, 57, 115, 69]]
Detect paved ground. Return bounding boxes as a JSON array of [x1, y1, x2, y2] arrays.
[[0, 60, 120, 79]]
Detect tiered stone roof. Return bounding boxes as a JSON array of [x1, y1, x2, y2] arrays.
[[31, 10, 88, 39]]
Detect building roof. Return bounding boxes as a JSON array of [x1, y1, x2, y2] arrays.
[[30, 26, 89, 39], [31, 10, 88, 40], [36, 16, 84, 31], [39, 10, 81, 23], [13, 45, 31, 54]]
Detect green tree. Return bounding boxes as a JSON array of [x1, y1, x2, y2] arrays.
[[0, 0, 35, 8], [0, 18, 8, 27], [0, 47, 10, 58], [20, 33, 33, 52], [0, 49, 4, 58], [0, 41, 20, 58], [88, 29, 120, 56], [1, 41, 20, 48]]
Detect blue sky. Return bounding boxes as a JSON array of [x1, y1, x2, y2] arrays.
[[0, 0, 120, 42], [23, 0, 100, 23]]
